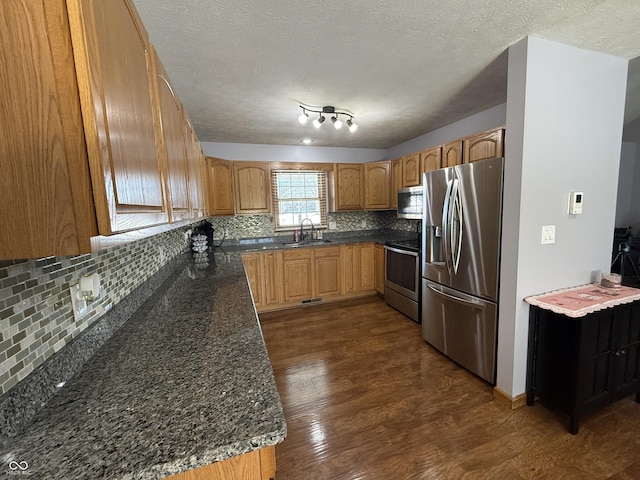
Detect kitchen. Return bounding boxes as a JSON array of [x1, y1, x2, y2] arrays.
[[2, 0, 640, 478]]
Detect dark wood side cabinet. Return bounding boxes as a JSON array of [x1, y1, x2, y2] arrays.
[[526, 301, 640, 434]]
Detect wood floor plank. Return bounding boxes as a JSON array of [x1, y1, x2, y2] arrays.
[[259, 296, 640, 479]]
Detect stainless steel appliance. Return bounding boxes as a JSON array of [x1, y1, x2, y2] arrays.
[[421, 157, 504, 384], [384, 238, 421, 322], [397, 186, 423, 219]]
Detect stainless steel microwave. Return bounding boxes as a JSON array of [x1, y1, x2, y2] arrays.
[[397, 186, 423, 219]]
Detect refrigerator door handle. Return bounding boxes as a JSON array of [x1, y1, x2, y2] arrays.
[[441, 179, 454, 274], [426, 282, 487, 308], [450, 179, 463, 274]]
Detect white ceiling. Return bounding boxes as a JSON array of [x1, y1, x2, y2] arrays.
[[132, 0, 640, 149]]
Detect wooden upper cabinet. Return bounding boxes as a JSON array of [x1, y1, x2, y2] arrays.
[[390, 158, 402, 209], [402, 153, 421, 187], [463, 127, 505, 163], [442, 140, 463, 168], [363, 161, 391, 210], [68, 0, 169, 233], [233, 162, 271, 214], [0, 0, 97, 259], [150, 46, 191, 222], [420, 146, 442, 176], [205, 157, 235, 216], [184, 120, 205, 217], [332, 164, 363, 211]]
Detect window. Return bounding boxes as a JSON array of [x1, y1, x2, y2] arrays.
[[271, 170, 327, 230]]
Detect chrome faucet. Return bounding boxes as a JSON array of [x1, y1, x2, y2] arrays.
[[300, 217, 315, 241]]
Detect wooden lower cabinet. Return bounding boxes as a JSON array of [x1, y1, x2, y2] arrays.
[[167, 445, 275, 480], [358, 243, 376, 292], [243, 243, 382, 313], [340, 245, 357, 295], [283, 249, 313, 303], [314, 247, 341, 298], [242, 253, 265, 309], [374, 243, 385, 294]]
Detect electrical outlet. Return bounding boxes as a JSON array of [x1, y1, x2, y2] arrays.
[[224, 227, 229, 237], [361, 220, 367, 228], [541, 225, 555, 245], [70, 284, 88, 321], [328, 222, 337, 230]]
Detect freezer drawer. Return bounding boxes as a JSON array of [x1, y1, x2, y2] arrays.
[[422, 279, 497, 384]]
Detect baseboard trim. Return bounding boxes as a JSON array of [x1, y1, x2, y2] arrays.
[[493, 387, 527, 409]]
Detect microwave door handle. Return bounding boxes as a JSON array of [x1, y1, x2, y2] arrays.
[[441, 179, 454, 274]]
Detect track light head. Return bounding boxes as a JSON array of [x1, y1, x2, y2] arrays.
[[313, 115, 325, 128], [346, 117, 358, 132], [331, 116, 343, 129], [298, 107, 309, 125]]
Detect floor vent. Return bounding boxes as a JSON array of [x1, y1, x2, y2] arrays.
[[301, 298, 322, 304]]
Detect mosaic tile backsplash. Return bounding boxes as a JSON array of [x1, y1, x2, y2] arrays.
[[208, 210, 417, 240], [0, 210, 411, 398], [0, 224, 198, 397]]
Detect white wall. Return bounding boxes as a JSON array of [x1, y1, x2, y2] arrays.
[[616, 142, 638, 230], [201, 142, 385, 163], [384, 103, 507, 159], [497, 36, 628, 397]]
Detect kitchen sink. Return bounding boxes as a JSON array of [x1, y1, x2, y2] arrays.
[[282, 239, 333, 248]]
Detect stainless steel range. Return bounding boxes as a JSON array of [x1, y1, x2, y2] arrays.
[[384, 237, 421, 322]]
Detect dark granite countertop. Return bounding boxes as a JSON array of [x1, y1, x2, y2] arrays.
[[220, 229, 418, 252], [0, 252, 286, 479]]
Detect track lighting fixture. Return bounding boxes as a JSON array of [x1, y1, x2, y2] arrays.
[[298, 105, 357, 133]]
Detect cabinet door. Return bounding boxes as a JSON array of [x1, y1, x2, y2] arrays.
[[314, 247, 341, 298], [358, 243, 375, 292], [402, 153, 421, 187], [206, 157, 235, 215], [0, 0, 97, 259], [151, 47, 190, 222], [374, 243, 385, 294], [363, 161, 391, 210], [68, 0, 169, 233], [233, 162, 271, 214], [263, 250, 284, 306], [333, 164, 362, 211], [390, 158, 403, 208], [420, 146, 442, 175], [442, 140, 463, 167], [463, 128, 504, 163], [283, 249, 313, 302], [340, 245, 357, 295], [611, 302, 640, 396], [185, 119, 205, 217], [242, 253, 264, 308]]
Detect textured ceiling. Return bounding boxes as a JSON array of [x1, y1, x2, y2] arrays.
[[132, 0, 640, 149]]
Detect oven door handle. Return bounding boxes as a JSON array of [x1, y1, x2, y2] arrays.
[[384, 246, 419, 257]]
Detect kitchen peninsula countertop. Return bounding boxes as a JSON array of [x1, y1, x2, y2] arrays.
[[1, 251, 286, 479]]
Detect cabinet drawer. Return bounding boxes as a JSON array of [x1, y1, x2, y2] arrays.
[[313, 246, 341, 258], [283, 248, 313, 260]]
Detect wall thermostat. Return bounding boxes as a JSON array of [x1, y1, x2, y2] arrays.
[[568, 191, 583, 215]]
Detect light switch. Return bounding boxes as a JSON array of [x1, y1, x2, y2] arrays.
[[541, 225, 555, 245]]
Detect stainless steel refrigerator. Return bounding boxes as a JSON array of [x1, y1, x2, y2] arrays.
[[421, 157, 504, 384]]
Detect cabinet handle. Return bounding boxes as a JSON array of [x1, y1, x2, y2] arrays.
[[615, 349, 627, 356]]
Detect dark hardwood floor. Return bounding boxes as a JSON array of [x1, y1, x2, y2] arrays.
[[259, 295, 640, 480]]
